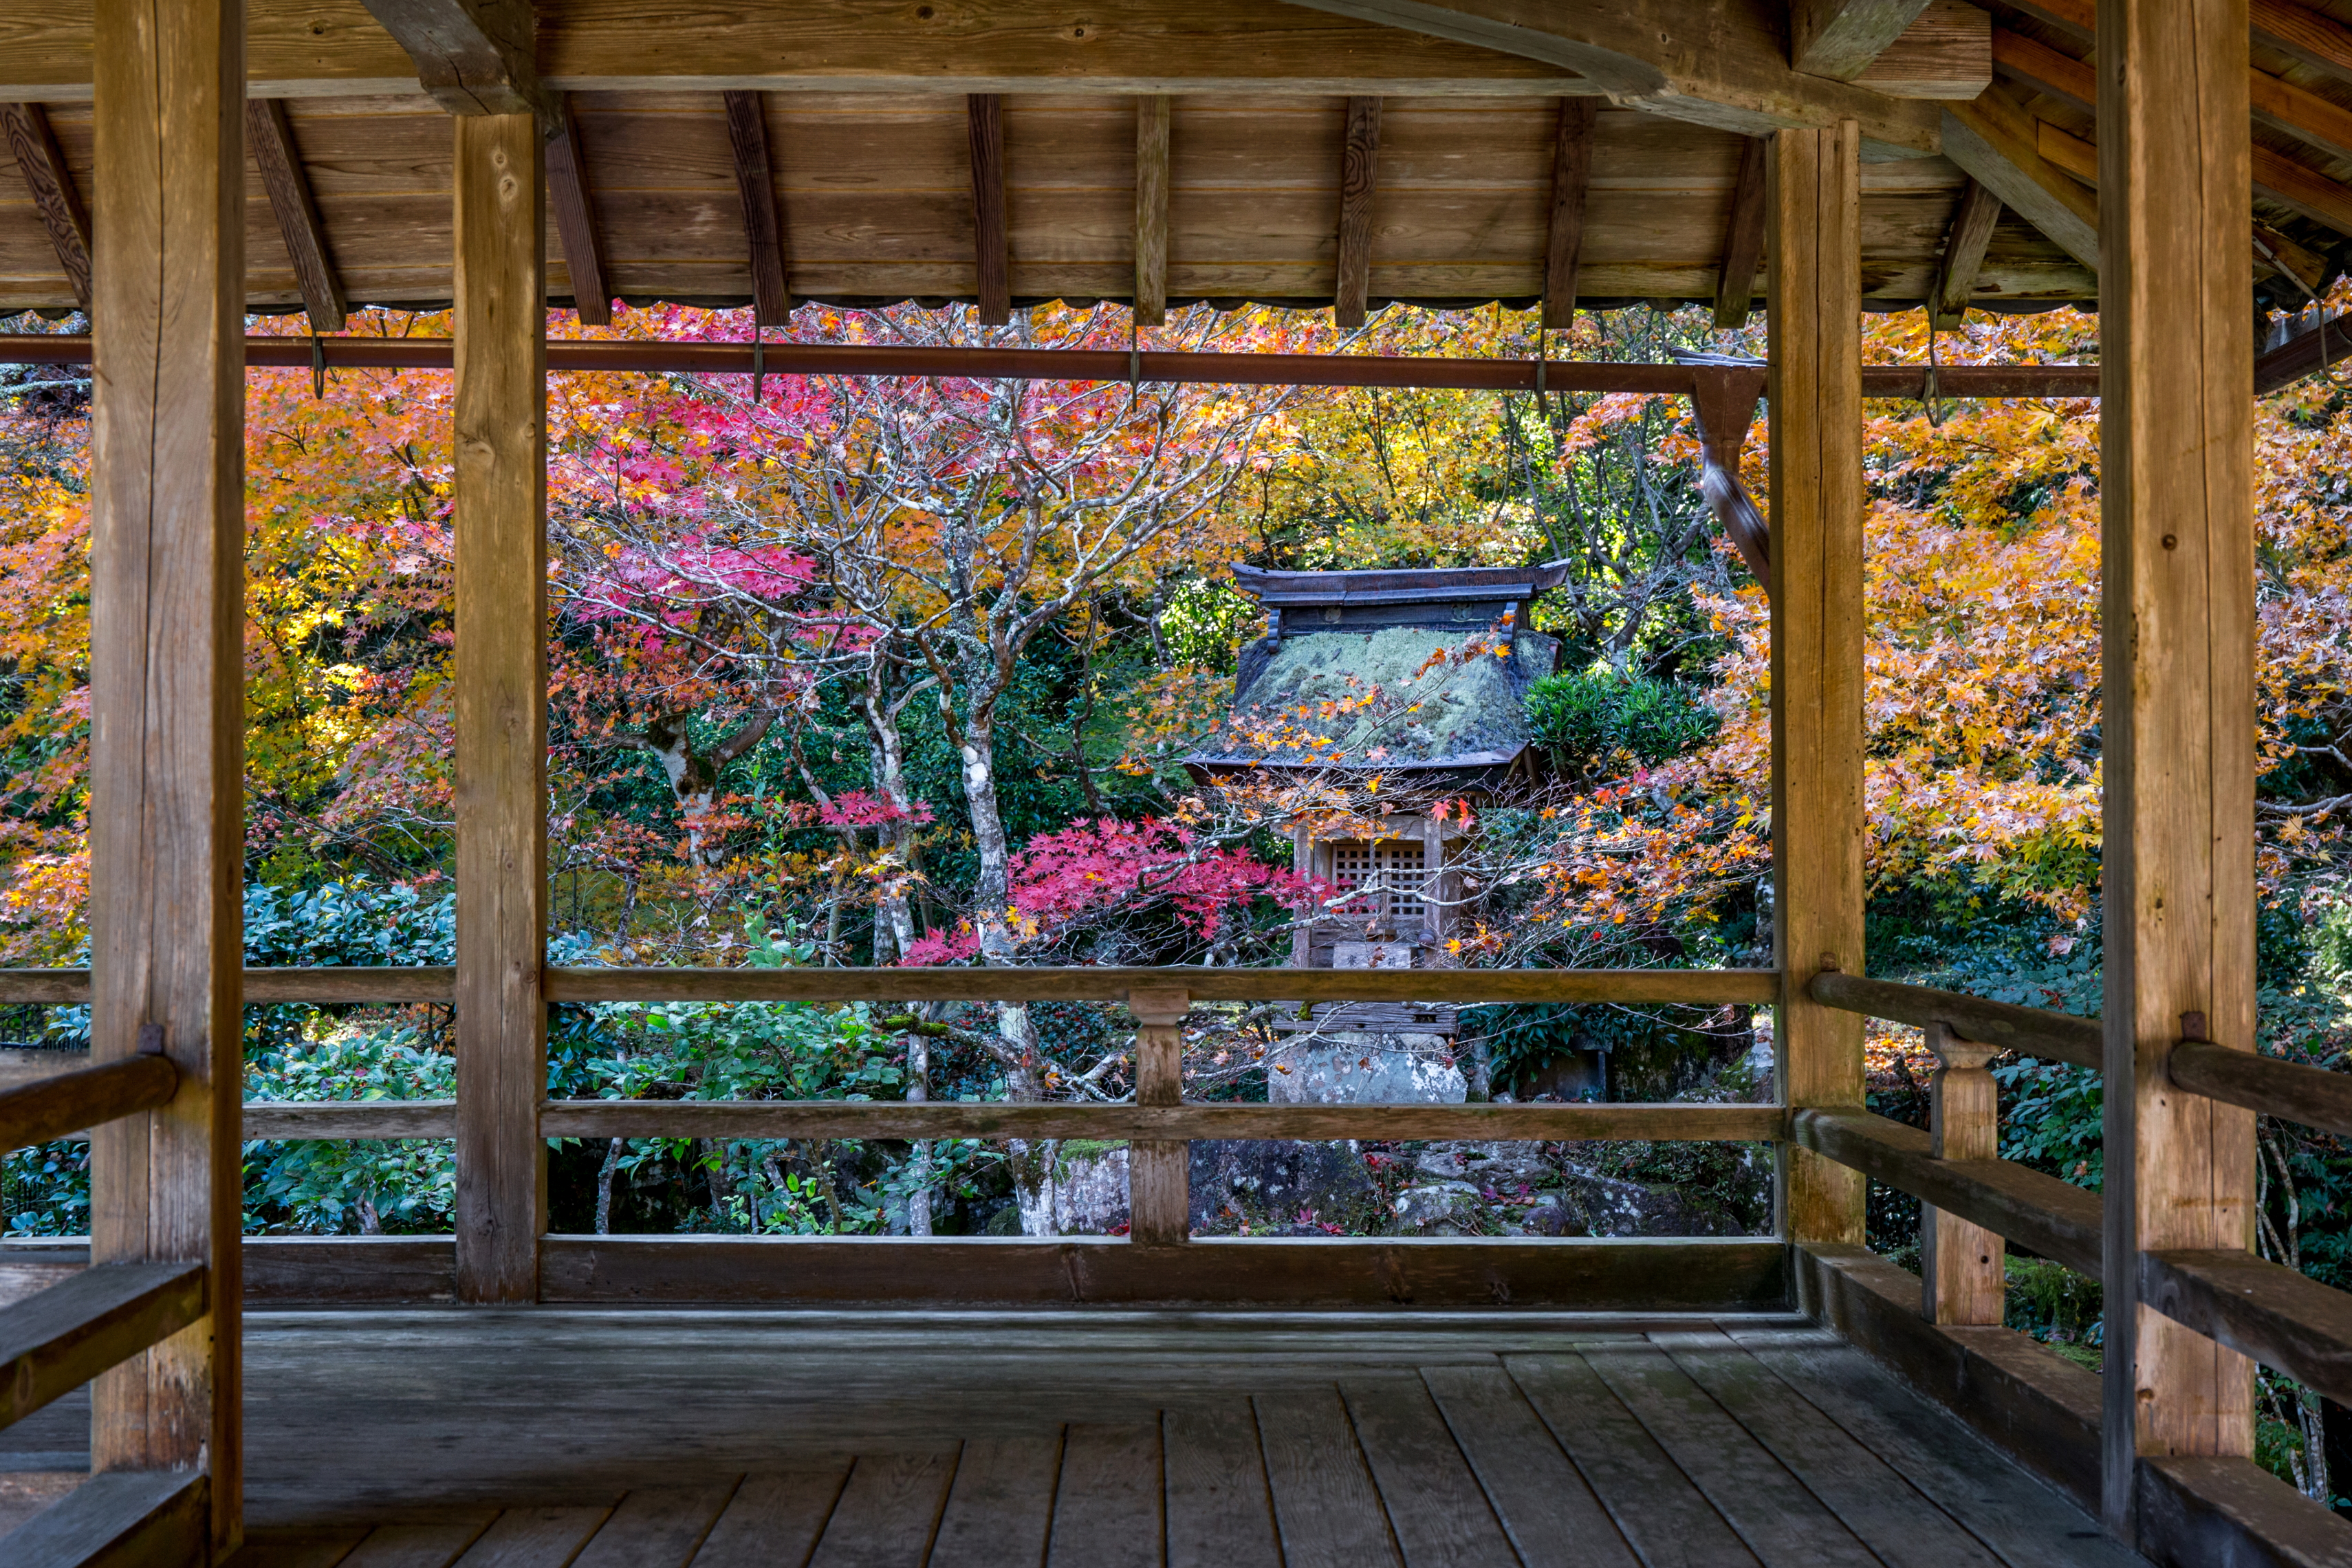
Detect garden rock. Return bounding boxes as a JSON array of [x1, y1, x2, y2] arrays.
[[1190, 1140, 1378, 1232], [1267, 1032, 1466, 1104], [1392, 1180, 1482, 1234]]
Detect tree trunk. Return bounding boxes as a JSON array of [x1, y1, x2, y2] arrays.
[[958, 710, 1046, 1096]]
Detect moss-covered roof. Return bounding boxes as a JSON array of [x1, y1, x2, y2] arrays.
[[1190, 627, 1560, 772]]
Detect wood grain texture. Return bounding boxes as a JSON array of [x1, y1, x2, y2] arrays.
[[451, 112, 548, 1307], [1924, 1025, 2007, 1327], [1129, 988, 1190, 1246], [1941, 89, 2099, 272], [244, 1100, 457, 1140], [537, 1234, 1792, 1309], [968, 94, 1010, 325], [1163, 1403, 1281, 1568], [4, 1468, 206, 1568], [449, 1507, 613, 1568], [1252, 1386, 1401, 1568], [2133, 1452, 2352, 1568], [0, 1261, 206, 1430], [928, 1436, 1060, 1568], [1768, 120, 1867, 1250], [2252, 0, 2352, 89], [569, 1483, 735, 1568], [1417, 1364, 1637, 1568], [0, 1053, 177, 1153], [246, 98, 347, 330], [2098, 0, 2260, 1535], [1333, 96, 1382, 327], [546, 97, 610, 327], [1791, 0, 1936, 80], [1853, 0, 1992, 98], [1792, 1108, 2102, 1276], [1504, 1353, 1763, 1567], [1047, 1424, 1162, 1568], [1340, 1375, 1516, 1567], [1929, 177, 2001, 327], [1711, 134, 1768, 327], [809, 1450, 957, 1568], [356, 0, 543, 116], [1807, 971, 2101, 1068], [2140, 1249, 2352, 1414], [340, 1518, 494, 1568], [1, 102, 91, 307], [85, 0, 246, 1548], [2168, 1040, 2352, 1142], [721, 91, 789, 326], [1539, 100, 1593, 328], [691, 1470, 847, 1568], [1133, 96, 1168, 326]]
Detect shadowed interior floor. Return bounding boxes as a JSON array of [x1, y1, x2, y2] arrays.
[[3, 1309, 2145, 1566]]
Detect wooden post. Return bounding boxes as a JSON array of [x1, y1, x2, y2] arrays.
[[1134, 96, 1169, 329], [2097, 0, 2258, 1536], [1767, 121, 1868, 1261], [1128, 987, 1189, 1245], [1921, 1023, 2005, 1325], [453, 113, 549, 1305], [87, 0, 246, 1551]]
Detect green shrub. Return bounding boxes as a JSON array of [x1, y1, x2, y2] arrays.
[[1524, 669, 1717, 778]]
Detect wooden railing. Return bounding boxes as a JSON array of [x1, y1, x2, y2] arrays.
[[0, 1025, 211, 1559]]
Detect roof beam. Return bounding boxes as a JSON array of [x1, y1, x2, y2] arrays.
[[0, 102, 89, 310], [1334, 96, 1382, 329], [1712, 133, 1770, 327], [1792, 0, 1935, 79], [1274, 0, 1941, 153], [354, 0, 543, 116], [1135, 96, 1170, 328], [2252, 0, 2352, 90], [1542, 99, 1596, 330], [2038, 114, 2352, 237], [1939, 86, 2099, 270], [1928, 177, 2002, 328], [1849, 0, 1990, 98], [245, 98, 347, 331], [968, 94, 1010, 326], [722, 90, 790, 327], [546, 96, 609, 327]]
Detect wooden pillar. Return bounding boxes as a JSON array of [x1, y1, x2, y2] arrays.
[[2097, 0, 2258, 1536], [1767, 121, 1868, 1258], [1921, 1024, 2005, 1325], [87, 0, 246, 1551], [1128, 987, 1189, 1245], [453, 113, 549, 1305]]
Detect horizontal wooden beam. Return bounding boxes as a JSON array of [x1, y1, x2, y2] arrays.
[[1849, 0, 1990, 98], [352, 0, 543, 115], [2167, 1040, 2352, 1142], [0, 1052, 177, 1154], [1, 0, 1594, 100], [1789, 1107, 2104, 1275], [538, 965, 1780, 1005], [539, 1233, 1792, 1307], [1807, 971, 2102, 1068], [0, 336, 2119, 398], [1792, 0, 1935, 81], [2135, 1452, 2352, 1566], [0, 1261, 206, 1430], [4, 1468, 206, 1568], [243, 1100, 456, 1139], [536, 1099, 1783, 1142], [2142, 1248, 2352, 1413], [2256, 310, 2352, 393]]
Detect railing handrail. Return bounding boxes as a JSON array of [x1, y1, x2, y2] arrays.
[[1809, 971, 2101, 1069], [0, 1049, 177, 1155]]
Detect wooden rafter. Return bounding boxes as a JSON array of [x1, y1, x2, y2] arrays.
[[1542, 99, 1596, 330], [1940, 87, 2099, 271], [1928, 178, 2002, 329], [547, 97, 610, 328], [721, 91, 790, 328], [1712, 135, 1769, 328], [2038, 116, 2352, 239], [245, 99, 347, 332], [1333, 96, 1383, 329], [1851, 0, 1991, 98], [1135, 97, 1170, 328], [968, 94, 1010, 327], [2253, 0, 2352, 89], [1, 102, 89, 310], [355, 0, 543, 116], [1791, 0, 1933, 80]]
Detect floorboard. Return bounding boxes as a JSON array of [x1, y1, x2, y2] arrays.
[[807, 1451, 957, 1568], [1253, 1386, 1402, 1568], [339, 1518, 495, 1568], [930, 1435, 1061, 1568], [219, 1527, 370, 1568], [1341, 1375, 1518, 1568], [1420, 1362, 1641, 1568], [450, 1507, 614, 1568], [691, 1469, 847, 1568], [1163, 1402, 1281, 1568], [571, 1483, 737, 1568], [1047, 1424, 1163, 1568]]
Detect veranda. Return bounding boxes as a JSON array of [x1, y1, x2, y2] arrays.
[[0, 0, 2344, 1560]]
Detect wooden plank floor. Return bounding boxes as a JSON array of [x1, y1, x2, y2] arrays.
[[0, 1311, 2144, 1567]]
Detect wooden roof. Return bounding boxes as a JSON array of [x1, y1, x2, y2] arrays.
[[3, 0, 2348, 321]]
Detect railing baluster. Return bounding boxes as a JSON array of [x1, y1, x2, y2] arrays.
[[1923, 1022, 2006, 1326], [1126, 987, 1190, 1247]]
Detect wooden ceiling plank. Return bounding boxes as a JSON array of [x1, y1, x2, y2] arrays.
[[1853, 0, 1991, 98], [546, 96, 610, 327], [246, 98, 348, 331], [2252, 0, 2352, 90], [1134, 96, 1170, 327], [722, 90, 790, 327], [1333, 95, 1382, 329], [1792, 0, 1935, 80], [356, 0, 543, 116], [968, 93, 1010, 325], [1542, 98, 1596, 329], [1928, 177, 2001, 327], [1940, 87, 2099, 270], [1712, 133, 1769, 327], [0, 102, 89, 309]]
